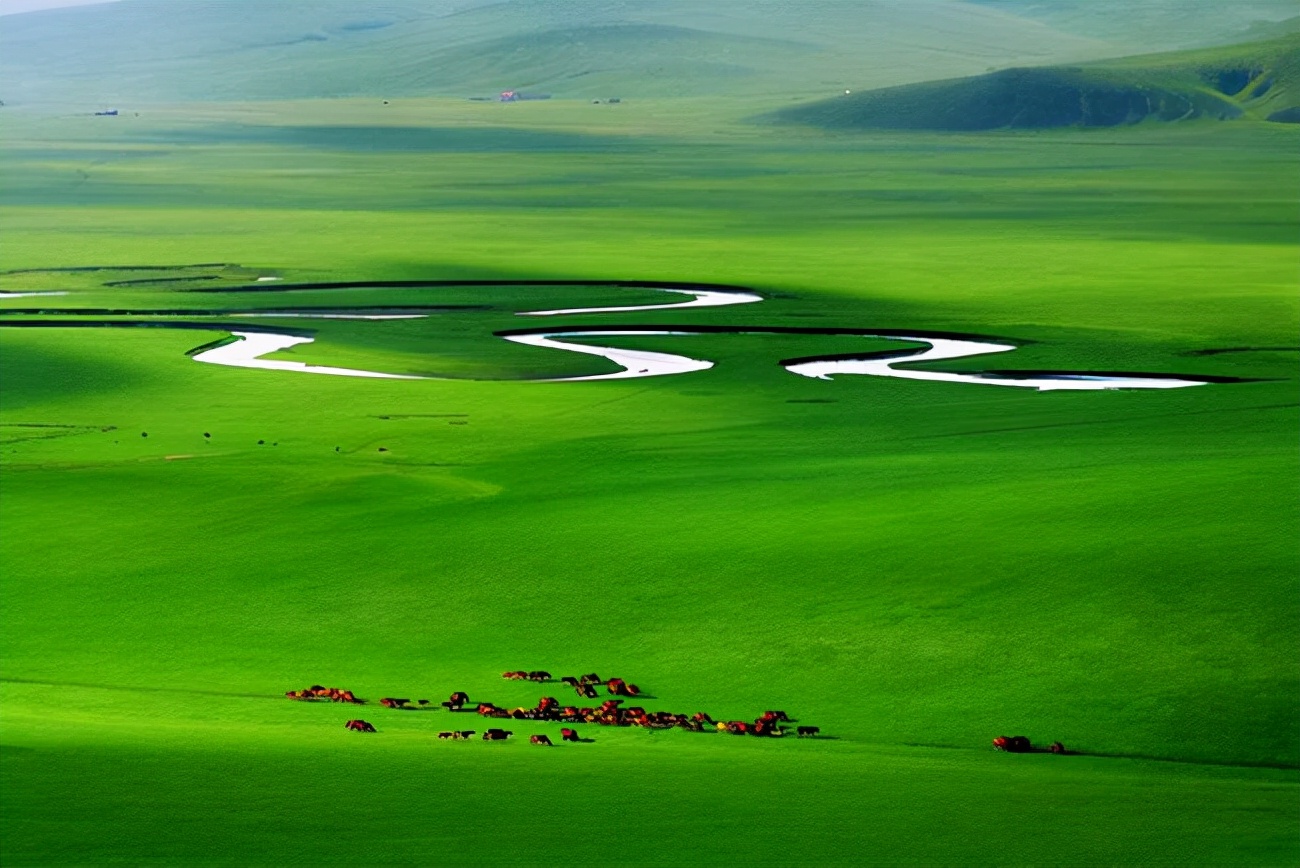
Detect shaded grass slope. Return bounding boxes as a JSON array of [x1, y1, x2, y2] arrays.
[[770, 33, 1300, 131]]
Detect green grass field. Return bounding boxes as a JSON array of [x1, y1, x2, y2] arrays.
[[2, 62, 1298, 865]]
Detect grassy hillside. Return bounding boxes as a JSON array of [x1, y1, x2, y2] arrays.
[[1, 93, 1298, 862], [0, 0, 1122, 106], [969, 0, 1300, 49], [771, 33, 1300, 131]]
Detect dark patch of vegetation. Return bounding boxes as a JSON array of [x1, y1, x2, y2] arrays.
[[1266, 105, 1300, 122], [1201, 66, 1262, 95]]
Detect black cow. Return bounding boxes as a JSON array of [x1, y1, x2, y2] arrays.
[[992, 735, 1032, 753], [483, 729, 513, 741], [796, 726, 820, 737], [529, 734, 553, 746]]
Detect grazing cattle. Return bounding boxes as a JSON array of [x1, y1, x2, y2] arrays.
[[992, 735, 1031, 753], [437, 731, 455, 739], [764, 710, 791, 722], [449, 692, 469, 704], [476, 703, 500, 715], [483, 729, 513, 741], [560, 677, 579, 687], [418, 699, 430, 706], [502, 671, 528, 680], [528, 671, 552, 682], [1049, 741, 1066, 754], [530, 735, 553, 746], [579, 673, 601, 685], [458, 731, 475, 740], [538, 697, 558, 711], [560, 728, 579, 742], [345, 720, 376, 733], [796, 726, 820, 738], [726, 721, 749, 735], [716, 721, 729, 732], [693, 712, 715, 725], [379, 698, 410, 709], [289, 685, 360, 703], [580, 684, 599, 699]]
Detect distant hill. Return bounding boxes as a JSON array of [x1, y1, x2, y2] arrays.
[[768, 34, 1300, 131], [0, 0, 1145, 107], [966, 1, 1300, 50]]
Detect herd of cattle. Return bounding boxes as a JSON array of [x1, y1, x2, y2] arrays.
[[287, 672, 819, 743], [292, 673, 1067, 754]]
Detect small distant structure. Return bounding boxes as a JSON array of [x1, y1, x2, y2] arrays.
[[94, 108, 119, 116], [500, 91, 551, 102], [608, 97, 621, 103]]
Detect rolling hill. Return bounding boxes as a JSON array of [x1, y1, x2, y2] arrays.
[[0, 0, 1163, 107], [769, 32, 1300, 131]]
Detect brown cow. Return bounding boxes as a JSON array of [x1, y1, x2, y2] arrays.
[[993, 735, 1031, 753], [530, 734, 553, 746], [502, 671, 528, 680], [1049, 741, 1067, 754], [345, 720, 376, 733], [379, 698, 410, 709], [560, 728, 579, 742]]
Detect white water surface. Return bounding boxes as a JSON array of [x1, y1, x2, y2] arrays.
[[0, 291, 69, 298], [500, 331, 713, 381], [519, 288, 762, 317], [192, 331, 424, 379], [230, 312, 428, 320], [785, 335, 1208, 390]]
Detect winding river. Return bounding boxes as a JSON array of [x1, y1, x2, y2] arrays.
[[0, 278, 1223, 389]]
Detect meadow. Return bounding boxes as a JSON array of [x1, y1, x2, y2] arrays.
[[1, 93, 1298, 863]]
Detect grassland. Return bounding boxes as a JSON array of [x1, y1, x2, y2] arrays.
[[1, 87, 1298, 864]]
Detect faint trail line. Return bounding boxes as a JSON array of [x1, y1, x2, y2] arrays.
[[0, 677, 279, 700], [901, 742, 1300, 772]]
